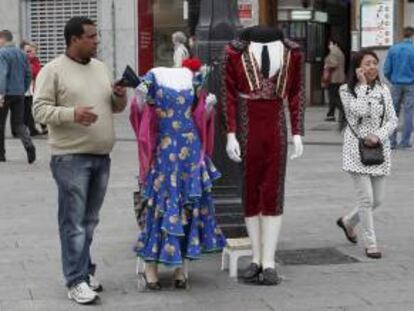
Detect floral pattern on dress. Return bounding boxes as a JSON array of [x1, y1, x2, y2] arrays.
[[135, 71, 226, 266]]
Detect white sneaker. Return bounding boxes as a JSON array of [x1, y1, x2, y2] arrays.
[[88, 274, 103, 292], [67, 281, 98, 305]]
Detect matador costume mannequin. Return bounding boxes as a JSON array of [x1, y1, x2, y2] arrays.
[[221, 26, 305, 285]]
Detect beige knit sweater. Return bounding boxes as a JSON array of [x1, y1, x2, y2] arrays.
[[33, 55, 126, 155]]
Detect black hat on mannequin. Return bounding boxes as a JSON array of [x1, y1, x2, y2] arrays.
[[239, 26, 284, 43]]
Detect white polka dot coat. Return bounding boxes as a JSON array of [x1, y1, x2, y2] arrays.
[[339, 83, 398, 176]]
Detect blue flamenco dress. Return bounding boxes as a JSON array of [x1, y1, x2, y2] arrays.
[[135, 70, 227, 266]]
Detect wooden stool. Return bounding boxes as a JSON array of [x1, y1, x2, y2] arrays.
[[221, 238, 252, 278]]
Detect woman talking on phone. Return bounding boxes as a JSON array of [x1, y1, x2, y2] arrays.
[[336, 49, 398, 259]]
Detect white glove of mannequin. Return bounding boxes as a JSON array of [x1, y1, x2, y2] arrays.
[[290, 135, 304, 160], [205, 93, 217, 114], [226, 133, 242, 163], [0, 94, 4, 107], [135, 83, 149, 112]]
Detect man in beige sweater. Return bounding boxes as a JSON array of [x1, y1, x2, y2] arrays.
[[33, 16, 127, 305]]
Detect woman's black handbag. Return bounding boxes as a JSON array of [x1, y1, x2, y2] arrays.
[[346, 93, 386, 166], [357, 138, 384, 165]]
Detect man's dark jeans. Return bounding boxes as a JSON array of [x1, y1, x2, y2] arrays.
[[50, 154, 111, 288], [0, 95, 34, 157]]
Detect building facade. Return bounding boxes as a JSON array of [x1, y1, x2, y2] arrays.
[[1, 0, 414, 97], [0, 0, 137, 79]]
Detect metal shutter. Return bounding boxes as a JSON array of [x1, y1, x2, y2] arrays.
[[28, 0, 98, 64]]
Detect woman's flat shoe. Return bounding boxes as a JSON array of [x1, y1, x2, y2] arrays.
[[336, 218, 358, 244], [174, 279, 188, 290], [141, 273, 162, 291], [365, 248, 382, 259]]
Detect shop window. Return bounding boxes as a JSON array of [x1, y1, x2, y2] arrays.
[[153, 0, 188, 67], [28, 0, 98, 64]]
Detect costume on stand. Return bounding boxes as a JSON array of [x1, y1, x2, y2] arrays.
[[222, 26, 305, 284], [130, 66, 226, 267]]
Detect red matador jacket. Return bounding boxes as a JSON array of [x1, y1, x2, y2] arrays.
[[221, 39, 305, 136], [221, 38, 305, 217]]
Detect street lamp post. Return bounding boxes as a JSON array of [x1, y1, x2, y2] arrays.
[[195, 0, 245, 237]]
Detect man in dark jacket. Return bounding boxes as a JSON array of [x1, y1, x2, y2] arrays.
[[0, 29, 35, 163]]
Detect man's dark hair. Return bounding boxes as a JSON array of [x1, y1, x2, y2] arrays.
[[403, 26, 414, 39], [64, 16, 95, 47], [20, 40, 29, 50], [0, 29, 13, 42]]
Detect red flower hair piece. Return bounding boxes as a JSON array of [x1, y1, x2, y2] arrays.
[[182, 58, 202, 72]]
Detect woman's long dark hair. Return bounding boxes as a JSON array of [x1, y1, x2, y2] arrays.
[[346, 49, 380, 97], [339, 49, 381, 131]]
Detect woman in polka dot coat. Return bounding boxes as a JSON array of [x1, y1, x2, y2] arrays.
[[336, 49, 398, 259]]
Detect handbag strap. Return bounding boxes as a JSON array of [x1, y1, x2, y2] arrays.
[[345, 86, 386, 139]]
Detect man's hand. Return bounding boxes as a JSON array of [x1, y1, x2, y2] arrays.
[[0, 94, 4, 107], [74, 106, 98, 126], [113, 84, 126, 98]]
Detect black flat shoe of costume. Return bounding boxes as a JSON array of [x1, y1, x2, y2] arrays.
[[261, 268, 282, 286], [336, 217, 358, 244], [174, 279, 188, 290], [242, 263, 262, 282]]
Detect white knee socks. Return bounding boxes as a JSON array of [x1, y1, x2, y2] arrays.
[[245, 215, 282, 269], [245, 216, 261, 265], [261, 215, 282, 269]]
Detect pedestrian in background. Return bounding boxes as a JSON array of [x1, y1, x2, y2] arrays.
[[337, 49, 397, 259], [384, 26, 414, 150], [172, 31, 189, 67], [33, 16, 127, 305], [322, 39, 346, 122], [0, 30, 36, 163], [21, 40, 42, 136]]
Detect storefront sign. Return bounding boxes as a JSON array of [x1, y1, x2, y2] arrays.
[[138, 0, 153, 75], [360, 0, 394, 48], [238, 0, 259, 27]]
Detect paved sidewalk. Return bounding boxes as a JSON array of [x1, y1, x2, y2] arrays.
[[0, 107, 413, 311]]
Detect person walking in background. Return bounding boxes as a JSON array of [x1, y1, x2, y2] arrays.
[[21, 40, 42, 136], [33, 16, 127, 305], [337, 49, 397, 259], [172, 31, 189, 67], [384, 26, 414, 150], [322, 39, 346, 122], [0, 30, 36, 163]]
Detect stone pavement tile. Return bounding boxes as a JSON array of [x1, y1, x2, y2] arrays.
[[0, 262, 26, 282], [99, 290, 198, 310], [23, 260, 61, 279], [0, 286, 31, 301], [29, 285, 66, 301], [353, 287, 414, 306], [32, 299, 103, 311], [346, 302, 414, 311], [0, 300, 34, 311], [264, 291, 365, 310], [197, 299, 273, 311]]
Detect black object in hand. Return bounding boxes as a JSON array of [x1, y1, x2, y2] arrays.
[[115, 65, 141, 88]]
